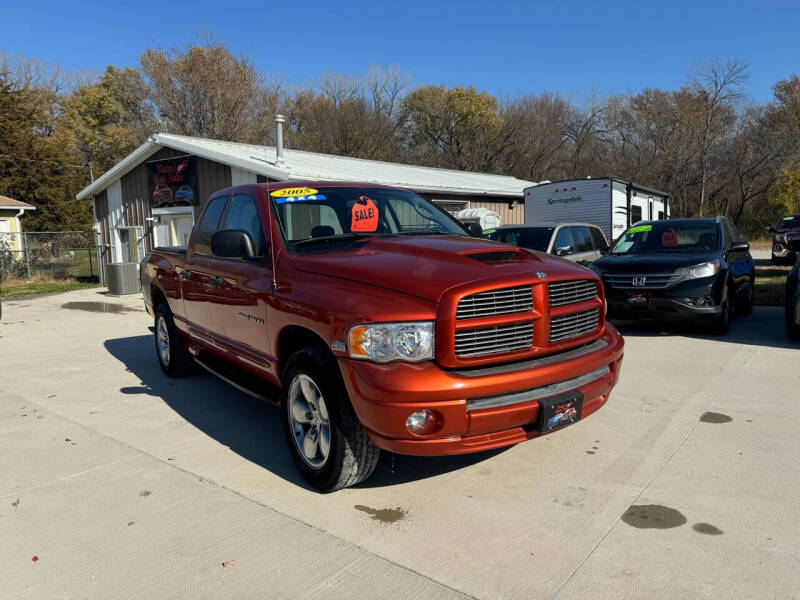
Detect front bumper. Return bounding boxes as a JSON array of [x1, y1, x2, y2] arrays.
[[605, 276, 723, 322], [339, 325, 624, 455]]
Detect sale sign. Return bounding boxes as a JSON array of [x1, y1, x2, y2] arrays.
[[351, 196, 379, 232]]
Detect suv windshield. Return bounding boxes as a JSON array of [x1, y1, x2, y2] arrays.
[[486, 227, 553, 252], [270, 186, 467, 252], [611, 222, 719, 255]]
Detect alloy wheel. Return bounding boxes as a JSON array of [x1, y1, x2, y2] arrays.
[[288, 374, 331, 469], [157, 315, 170, 367]]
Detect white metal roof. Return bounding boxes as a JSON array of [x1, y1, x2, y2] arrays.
[[76, 133, 536, 201]]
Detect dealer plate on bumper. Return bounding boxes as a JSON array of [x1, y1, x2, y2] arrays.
[[537, 390, 583, 432]]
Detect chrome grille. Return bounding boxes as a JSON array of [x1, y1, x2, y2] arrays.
[[549, 309, 600, 343], [548, 279, 598, 307], [604, 273, 682, 290], [454, 322, 533, 357], [456, 286, 533, 319]]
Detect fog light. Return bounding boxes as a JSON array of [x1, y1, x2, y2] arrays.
[[694, 297, 708, 307], [406, 409, 432, 432]]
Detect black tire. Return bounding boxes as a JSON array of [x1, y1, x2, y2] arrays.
[[154, 303, 195, 377], [281, 347, 380, 492], [710, 284, 731, 335]]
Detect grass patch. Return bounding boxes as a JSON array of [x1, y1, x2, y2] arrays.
[[0, 276, 101, 299], [748, 238, 773, 252], [754, 264, 792, 306]]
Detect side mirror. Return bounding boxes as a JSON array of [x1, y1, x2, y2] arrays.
[[767, 226, 777, 234], [555, 246, 575, 257], [729, 241, 750, 254], [212, 230, 255, 259], [465, 222, 483, 237], [599, 246, 610, 255]]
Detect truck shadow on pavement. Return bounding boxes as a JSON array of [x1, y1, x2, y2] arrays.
[[610, 306, 797, 350], [104, 334, 501, 492]]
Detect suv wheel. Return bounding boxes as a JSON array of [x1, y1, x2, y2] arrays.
[[281, 347, 380, 492], [738, 276, 754, 316], [710, 285, 731, 335], [155, 304, 195, 377]]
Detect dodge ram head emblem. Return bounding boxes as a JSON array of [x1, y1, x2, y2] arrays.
[[632, 276, 647, 287], [536, 272, 547, 280]]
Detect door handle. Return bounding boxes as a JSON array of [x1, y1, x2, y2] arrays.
[[209, 275, 224, 286]]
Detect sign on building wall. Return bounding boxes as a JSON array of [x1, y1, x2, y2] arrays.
[[147, 156, 198, 207]]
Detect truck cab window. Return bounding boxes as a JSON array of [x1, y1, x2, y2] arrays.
[[224, 194, 267, 256], [552, 227, 575, 255], [570, 226, 594, 253], [194, 196, 228, 255], [589, 227, 609, 251]]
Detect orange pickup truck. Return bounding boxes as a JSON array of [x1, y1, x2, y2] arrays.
[[141, 182, 624, 491]]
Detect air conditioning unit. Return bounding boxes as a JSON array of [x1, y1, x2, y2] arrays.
[[106, 262, 141, 295]]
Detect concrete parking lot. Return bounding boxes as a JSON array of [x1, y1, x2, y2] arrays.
[[1, 288, 798, 599]]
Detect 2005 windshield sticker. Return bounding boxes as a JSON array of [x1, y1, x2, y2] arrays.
[[271, 188, 326, 204], [351, 196, 379, 232], [661, 228, 678, 247]]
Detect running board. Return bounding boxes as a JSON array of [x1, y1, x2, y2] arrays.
[[194, 356, 278, 405]]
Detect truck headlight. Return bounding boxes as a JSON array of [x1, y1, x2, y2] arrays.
[[677, 260, 720, 280], [348, 322, 434, 363]]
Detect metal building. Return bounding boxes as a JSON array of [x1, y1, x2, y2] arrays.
[[76, 121, 535, 278]]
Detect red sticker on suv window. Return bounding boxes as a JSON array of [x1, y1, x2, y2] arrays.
[[662, 228, 678, 247], [351, 196, 378, 232]]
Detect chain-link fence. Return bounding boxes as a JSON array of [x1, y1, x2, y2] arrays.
[[0, 231, 99, 283]]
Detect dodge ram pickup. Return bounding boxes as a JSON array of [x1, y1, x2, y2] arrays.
[[141, 182, 624, 491]]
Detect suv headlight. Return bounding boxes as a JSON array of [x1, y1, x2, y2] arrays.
[[348, 322, 434, 363], [677, 260, 720, 280]]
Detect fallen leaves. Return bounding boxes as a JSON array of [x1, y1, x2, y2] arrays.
[[138, 490, 151, 497], [221, 560, 236, 568], [11, 498, 20, 509], [166, 456, 176, 462], [31, 555, 39, 562]]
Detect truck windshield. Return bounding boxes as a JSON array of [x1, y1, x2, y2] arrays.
[[611, 222, 719, 255], [486, 227, 553, 252], [270, 186, 467, 252]]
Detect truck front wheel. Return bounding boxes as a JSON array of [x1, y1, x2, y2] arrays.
[[154, 304, 195, 377], [281, 347, 380, 492]]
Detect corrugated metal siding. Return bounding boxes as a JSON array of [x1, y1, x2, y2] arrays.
[[528, 180, 612, 237], [196, 156, 232, 207]]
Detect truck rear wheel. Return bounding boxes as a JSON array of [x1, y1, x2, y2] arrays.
[[155, 304, 195, 377], [281, 347, 380, 492]]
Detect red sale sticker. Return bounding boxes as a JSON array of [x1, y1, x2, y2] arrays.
[[662, 228, 678, 247], [351, 196, 379, 232]]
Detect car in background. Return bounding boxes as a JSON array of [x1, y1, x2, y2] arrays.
[[484, 223, 610, 264], [786, 264, 800, 340], [767, 215, 800, 264], [153, 183, 173, 205], [174, 185, 194, 204], [590, 217, 754, 334]]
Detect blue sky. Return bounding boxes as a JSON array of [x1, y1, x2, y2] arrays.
[[3, 0, 799, 102]]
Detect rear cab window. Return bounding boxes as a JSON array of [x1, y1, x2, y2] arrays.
[[589, 227, 609, 251], [569, 226, 594, 253]]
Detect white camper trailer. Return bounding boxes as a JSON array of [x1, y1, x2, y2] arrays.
[[524, 178, 669, 241]]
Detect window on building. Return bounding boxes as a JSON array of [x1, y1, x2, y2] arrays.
[[223, 194, 267, 256], [630, 205, 643, 224], [194, 196, 229, 255]]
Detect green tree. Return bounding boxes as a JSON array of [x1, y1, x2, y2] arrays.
[[62, 65, 156, 175], [399, 85, 505, 171]]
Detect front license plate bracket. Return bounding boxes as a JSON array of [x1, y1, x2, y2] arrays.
[[536, 390, 584, 433]]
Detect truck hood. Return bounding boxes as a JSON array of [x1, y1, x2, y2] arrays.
[[594, 251, 720, 273], [290, 235, 591, 301]]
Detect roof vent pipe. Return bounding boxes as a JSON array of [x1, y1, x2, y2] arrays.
[[274, 114, 286, 164]]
